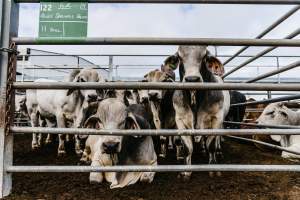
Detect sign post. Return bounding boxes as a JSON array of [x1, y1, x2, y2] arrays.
[[39, 2, 88, 38]]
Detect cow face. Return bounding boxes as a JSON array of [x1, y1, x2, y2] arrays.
[[164, 46, 223, 82], [84, 98, 141, 154], [67, 68, 101, 103], [256, 103, 296, 144], [143, 69, 174, 101]]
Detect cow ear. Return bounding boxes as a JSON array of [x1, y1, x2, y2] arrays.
[[105, 89, 116, 98], [164, 53, 180, 71], [67, 75, 80, 96], [125, 112, 141, 130], [205, 53, 224, 76], [84, 115, 101, 129]]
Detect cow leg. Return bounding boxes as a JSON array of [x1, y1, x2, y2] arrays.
[[37, 118, 47, 148], [207, 117, 223, 177], [30, 113, 39, 150], [159, 136, 167, 158], [180, 136, 193, 180], [168, 136, 173, 150], [45, 119, 55, 145], [57, 114, 67, 156], [75, 135, 83, 156]]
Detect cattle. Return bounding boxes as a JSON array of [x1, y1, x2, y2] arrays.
[[105, 89, 139, 106], [14, 94, 28, 126], [257, 102, 300, 160], [165, 46, 230, 179], [143, 68, 176, 158], [26, 68, 104, 156], [81, 98, 157, 188], [225, 91, 247, 129]]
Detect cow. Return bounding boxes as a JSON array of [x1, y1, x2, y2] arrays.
[[14, 94, 28, 126], [165, 46, 230, 179], [142, 67, 178, 159], [26, 68, 104, 156], [81, 98, 157, 188], [225, 91, 247, 129], [256, 102, 300, 160]]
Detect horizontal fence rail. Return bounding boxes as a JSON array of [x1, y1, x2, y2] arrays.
[[227, 135, 300, 155], [13, 0, 300, 4], [224, 121, 300, 129], [10, 127, 300, 136], [12, 82, 300, 91], [6, 165, 300, 173], [12, 37, 300, 46], [230, 94, 300, 107]]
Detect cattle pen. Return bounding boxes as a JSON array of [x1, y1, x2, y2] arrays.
[[1, 0, 300, 199]]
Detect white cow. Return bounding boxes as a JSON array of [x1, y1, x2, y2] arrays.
[[26, 68, 104, 156], [257, 102, 300, 160]]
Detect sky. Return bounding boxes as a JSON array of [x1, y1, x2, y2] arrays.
[[17, 3, 300, 85]]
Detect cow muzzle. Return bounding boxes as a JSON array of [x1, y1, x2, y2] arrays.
[[148, 91, 162, 101], [185, 76, 201, 82], [102, 142, 120, 154]]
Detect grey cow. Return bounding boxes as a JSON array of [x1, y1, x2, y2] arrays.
[[81, 98, 157, 188], [167, 46, 230, 179], [26, 68, 104, 156]]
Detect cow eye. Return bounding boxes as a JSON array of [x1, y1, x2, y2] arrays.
[[280, 111, 288, 118], [266, 111, 274, 115]]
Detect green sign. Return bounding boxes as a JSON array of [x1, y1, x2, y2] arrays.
[[39, 2, 88, 38]]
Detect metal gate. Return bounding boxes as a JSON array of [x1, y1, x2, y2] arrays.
[[1, 0, 300, 198]]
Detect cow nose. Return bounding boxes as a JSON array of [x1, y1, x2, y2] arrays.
[[148, 92, 158, 100], [87, 94, 98, 102], [141, 96, 148, 103], [103, 142, 120, 154], [185, 76, 200, 82]]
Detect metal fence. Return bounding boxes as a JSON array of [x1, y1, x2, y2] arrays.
[[1, 0, 300, 198]]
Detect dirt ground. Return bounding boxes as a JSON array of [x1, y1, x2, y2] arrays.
[[4, 134, 300, 200]]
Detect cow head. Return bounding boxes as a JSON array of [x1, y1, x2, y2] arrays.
[[67, 68, 104, 104], [84, 98, 141, 155], [143, 69, 174, 101], [256, 102, 297, 145], [142, 69, 174, 129], [164, 46, 223, 82]]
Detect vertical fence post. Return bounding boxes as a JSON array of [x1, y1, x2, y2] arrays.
[[108, 55, 113, 81], [0, 0, 19, 198]]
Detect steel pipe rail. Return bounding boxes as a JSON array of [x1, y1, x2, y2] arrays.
[[6, 165, 300, 173], [226, 135, 300, 155], [12, 37, 300, 46], [12, 82, 300, 91], [230, 94, 300, 107], [222, 28, 300, 78], [245, 60, 300, 83], [10, 127, 300, 136], [13, 0, 300, 4], [224, 121, 300, 129], [223, 5, 300, 66]]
